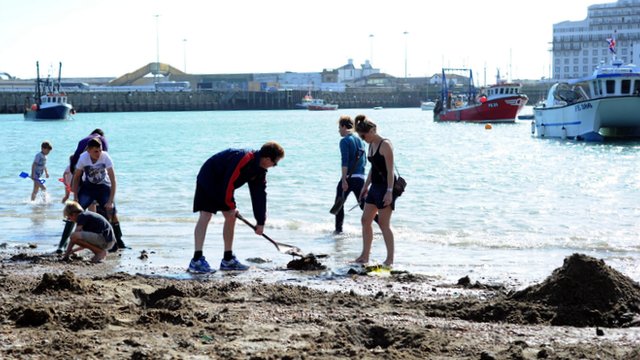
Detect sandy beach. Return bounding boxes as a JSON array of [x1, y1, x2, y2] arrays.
[[1, 248, 639, 359]]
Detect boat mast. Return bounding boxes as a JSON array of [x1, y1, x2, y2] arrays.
[[57, 62, 62, 93], [35, 61, 41, 104]]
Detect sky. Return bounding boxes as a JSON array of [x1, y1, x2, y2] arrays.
[[0, 0, 614, 82]]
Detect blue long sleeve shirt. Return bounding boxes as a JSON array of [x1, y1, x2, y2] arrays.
[[339, 133, 366, 176]]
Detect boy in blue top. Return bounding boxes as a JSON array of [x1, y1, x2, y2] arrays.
[[189, 141, 285, 273], [31, 141, 52, 201], [334, 116, 366, 233]]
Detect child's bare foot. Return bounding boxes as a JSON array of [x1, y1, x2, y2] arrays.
[[91, 250, 107, 263]]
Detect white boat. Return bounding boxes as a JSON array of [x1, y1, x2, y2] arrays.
[[420, 101, 435, 111], [532, 55, 640, 141], [24, 61, 73, 121]]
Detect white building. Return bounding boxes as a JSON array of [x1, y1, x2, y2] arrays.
[[336, 59, 380, 83], [553, 0, 640, 80]]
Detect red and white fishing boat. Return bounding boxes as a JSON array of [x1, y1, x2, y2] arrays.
[[433, 68, 528, 123], [306, 98, 338, 111]]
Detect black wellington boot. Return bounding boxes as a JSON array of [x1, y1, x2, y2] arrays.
[[56, 220, 75, 254], [109, 221, 126, 252]]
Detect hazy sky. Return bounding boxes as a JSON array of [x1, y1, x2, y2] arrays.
[[0, 0, 612, 81]]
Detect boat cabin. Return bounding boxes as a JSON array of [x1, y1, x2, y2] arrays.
[[485, 84, 523, 99]]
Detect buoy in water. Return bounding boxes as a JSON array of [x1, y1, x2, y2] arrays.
[[485, 123, 492, 130]]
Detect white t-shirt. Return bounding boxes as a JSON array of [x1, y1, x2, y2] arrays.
[[76, 151, 113, 186]]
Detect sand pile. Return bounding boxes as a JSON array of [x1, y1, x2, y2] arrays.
[[510, 253, 640, 327]]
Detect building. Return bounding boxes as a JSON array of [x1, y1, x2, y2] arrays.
[[553, 0, 640, 80]]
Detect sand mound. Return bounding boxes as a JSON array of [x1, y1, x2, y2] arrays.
[[32, 271, 86, 294], [421, 253, 640, 327], [510, 253, 640, 327]]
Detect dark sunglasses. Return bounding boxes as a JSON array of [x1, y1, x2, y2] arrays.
[[271, 158, 279, 166], [358, 132, 367, 139]]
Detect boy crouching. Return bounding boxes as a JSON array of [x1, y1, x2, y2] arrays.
[[62, 201, 115, 263]]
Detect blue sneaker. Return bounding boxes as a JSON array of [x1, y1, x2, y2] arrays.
[[188, 256, 214, 273], [220, 256, 249, 271]]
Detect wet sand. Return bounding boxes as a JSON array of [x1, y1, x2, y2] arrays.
[[1, 249, 639, 359]]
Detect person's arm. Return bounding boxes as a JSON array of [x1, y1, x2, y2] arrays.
[[71, 169, 83, 200], [248, 173, 267, 229], [381, 140, 395, 206], [106, 167, 116, 211], [30, 159, 37, 181]]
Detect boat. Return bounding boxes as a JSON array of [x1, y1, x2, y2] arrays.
[[295, 91, 314, 109], [532, 52, 640, 141], [24, 61, 73, 121], [420, 101, 435, 111], [307, 98, 338, 111], [433, 68, 528, 123]]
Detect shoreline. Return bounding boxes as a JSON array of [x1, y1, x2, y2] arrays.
[[1, 250, 639, 359]]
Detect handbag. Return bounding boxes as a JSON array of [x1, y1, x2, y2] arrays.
[[393, 174, 407, 197]]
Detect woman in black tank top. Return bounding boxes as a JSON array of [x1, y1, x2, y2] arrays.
[[354, 115, 395, 267]]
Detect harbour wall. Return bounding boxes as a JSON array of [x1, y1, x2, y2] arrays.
[[0, 85, 549, 114]]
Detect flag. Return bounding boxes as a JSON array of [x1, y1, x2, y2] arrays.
[[607, 33, 617, 54]]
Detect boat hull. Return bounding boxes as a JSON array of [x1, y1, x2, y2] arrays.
[[435, 96, 527, 123], [24, 103, 72, 121], [308, 104, 338, 111], [533, 97, 640, 141]]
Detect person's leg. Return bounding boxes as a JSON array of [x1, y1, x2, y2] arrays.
[[31, 181, 39, 201], [334, 181, 345, 233], [222, 210, 237, 253], [194, 211, 212, 254], [56, 220, 75, 253], [376, 207, 394, 266], [356, 203, 377, 264]]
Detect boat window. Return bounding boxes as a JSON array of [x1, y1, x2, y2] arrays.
[[500, 88, 504, 94], [621, 79, 631, 94], [606, 80, 616, 94], [635, 80, 640, 95]]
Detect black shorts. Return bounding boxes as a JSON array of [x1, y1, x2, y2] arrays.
[[365, 183, 396, 210], [193, 183, 231, 213]]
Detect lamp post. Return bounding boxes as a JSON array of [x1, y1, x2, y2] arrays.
[[154, 14, 160, 83], [369, 34, 374, 64], [183, 38, 187, 73], [403, 31, 409, 79]]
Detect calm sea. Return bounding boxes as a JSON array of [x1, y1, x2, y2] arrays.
[[1, 107, 639, 287]]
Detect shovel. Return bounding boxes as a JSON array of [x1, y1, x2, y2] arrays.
[[20, 171, 45, 184], [236, 212, 304, 257]]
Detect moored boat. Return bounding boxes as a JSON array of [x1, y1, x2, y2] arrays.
[[24, 61, 73, 121], [420, 101, 435, 111], [307, 98, 338, 111], [532, 49, 640, 141], [433, 68, 528, 123]]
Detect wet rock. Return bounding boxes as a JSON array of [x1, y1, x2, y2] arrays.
[[133, 285, 185, 308], [14, 307, 51, 327], [286, 254, 326, 271]]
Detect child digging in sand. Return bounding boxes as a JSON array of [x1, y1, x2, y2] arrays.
[[61, 201, 115, 263]]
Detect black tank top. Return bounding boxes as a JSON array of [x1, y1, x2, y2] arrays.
[[368, 140, 388, 185]]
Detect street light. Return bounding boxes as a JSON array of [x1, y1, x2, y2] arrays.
[[154, 14, 160, 83], [403, 31, 409, 79], [183, 39, 187, 73], [369, 34, 374, 64]]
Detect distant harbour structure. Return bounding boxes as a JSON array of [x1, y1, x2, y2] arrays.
[[553, 0, 640, 80]]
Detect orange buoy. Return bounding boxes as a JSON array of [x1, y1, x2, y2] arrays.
[[30, 104, 38, 111], [485, 123, 492, 130]]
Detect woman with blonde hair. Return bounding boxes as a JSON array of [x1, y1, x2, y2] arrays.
[[354, 115, 395, 266]]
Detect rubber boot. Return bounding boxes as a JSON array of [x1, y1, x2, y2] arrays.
[[56, 220, 75, 253], [109, 221, 126, 252]]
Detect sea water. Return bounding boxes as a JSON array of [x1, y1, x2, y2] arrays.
[[1, 107, 639, 288]]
